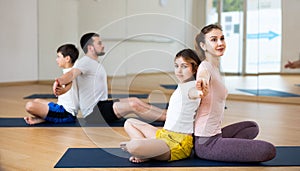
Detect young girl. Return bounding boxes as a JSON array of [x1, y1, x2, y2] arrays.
[[194, 24, 276, 162], [24, 44, 79, 125], [120, 49, 202, 163]]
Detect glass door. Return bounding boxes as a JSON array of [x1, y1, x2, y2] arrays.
[[206, 0, 282, 74], [246, 0, 281, 74]]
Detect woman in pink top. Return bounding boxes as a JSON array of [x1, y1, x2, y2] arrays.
[[193, 24, 276, 162]]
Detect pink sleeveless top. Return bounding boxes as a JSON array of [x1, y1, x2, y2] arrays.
[[194, 61, 228, 137]]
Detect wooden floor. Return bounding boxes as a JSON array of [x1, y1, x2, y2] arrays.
[[0, 74, 300, 171]]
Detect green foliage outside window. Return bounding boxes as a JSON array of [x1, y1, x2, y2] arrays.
[[213, 0, 243, 12]]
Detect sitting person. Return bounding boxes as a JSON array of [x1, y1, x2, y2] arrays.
[[24, 44, 79, 125], [193, 23, 276, 162], [53, 32, 166, 124], [120, 49, 202, 163]]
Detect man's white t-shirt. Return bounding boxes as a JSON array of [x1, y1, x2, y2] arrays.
[[74, 56, 108, 117]]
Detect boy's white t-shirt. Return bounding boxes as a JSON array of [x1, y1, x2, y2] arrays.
[[57, 68, 79, 116], [73, 56, 108, 117]]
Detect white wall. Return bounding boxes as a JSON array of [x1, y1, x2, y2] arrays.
[[0, 0, 78, 83], [0, 0, 38, 82], [38, 0, 79, 80], [78, 0, 127, 77]]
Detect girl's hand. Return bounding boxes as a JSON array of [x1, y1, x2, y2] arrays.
[[188, 87, 203, 100]]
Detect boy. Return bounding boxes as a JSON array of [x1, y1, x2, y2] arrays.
[[24, 44, 79, 125]]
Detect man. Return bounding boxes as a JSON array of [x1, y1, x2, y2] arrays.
[[53, 33, 166, 123]]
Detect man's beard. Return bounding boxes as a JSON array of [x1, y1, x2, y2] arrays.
[[97, 51, 105, 56]]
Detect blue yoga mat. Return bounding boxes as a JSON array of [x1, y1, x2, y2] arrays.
[[54, 146, 300, 168], [236, 89, 300, 97], [108, 94, 149, 99], [24, 93, 149, 99], [160, 84, 177, 90], [150, 103, 169, 109], [0, 117, 164, 127]]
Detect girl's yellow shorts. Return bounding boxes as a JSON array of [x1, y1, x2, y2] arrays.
[[156, 129, 193, 161]]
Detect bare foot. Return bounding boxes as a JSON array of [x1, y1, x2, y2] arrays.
[[129, 156, 149, 163], [24, 116, 45, 125]]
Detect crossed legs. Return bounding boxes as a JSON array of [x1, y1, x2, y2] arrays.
[[194, 121, 276, 162], [24, 99, 49, 125], [120, 118, 170, 163]]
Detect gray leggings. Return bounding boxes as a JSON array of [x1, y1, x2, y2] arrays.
[[194, 121, 276, 162]]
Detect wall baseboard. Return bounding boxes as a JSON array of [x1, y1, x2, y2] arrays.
[[0, 80, 55, 87], [0, 81, 39, 87]]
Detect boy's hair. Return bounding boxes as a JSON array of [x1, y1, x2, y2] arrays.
[[175, 48, 201, 78], [80, 32, 100, 54], [57, 44, 79, 64]]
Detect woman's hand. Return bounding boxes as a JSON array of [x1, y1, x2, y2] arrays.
[[196, 77, 209, 98]]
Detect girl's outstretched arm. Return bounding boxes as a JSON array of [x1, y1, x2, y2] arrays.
[[188, 87, 203, 100]]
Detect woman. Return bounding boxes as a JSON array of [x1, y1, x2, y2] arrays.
[[193, 24, 276, 162]]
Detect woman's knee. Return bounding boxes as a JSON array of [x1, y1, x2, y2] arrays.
[[247, 121, 259, 137], [248, 121, 259, 129], [235, 121, 259, 139], [259, 141, 276, 162], [236, 120, 259, 129]]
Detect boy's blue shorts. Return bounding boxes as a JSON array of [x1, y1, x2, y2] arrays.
[[45, 102, 76, 123]]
